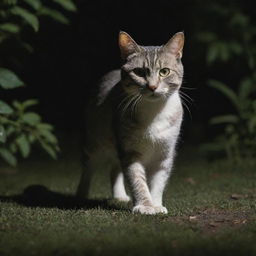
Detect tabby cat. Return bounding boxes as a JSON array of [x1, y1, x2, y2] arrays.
[[77, 31, 184, 215]]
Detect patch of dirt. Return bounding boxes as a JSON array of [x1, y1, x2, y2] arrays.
[[188, 208, 254, 234], [167, 208, 255, 235]]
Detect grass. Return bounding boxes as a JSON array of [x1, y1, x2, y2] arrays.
[[0, 143, 256, 256]]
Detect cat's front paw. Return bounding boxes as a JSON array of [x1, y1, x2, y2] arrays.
[[132, 205, 156, 215], [154, 206, 168, 214]]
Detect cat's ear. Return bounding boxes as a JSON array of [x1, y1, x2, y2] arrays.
[[119, 31, 141, 59], [163, 32, 184, 59]]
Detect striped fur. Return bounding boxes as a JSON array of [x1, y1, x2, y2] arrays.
[[77, 32, 185, 215]]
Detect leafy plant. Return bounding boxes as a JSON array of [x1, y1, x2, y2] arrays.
[[206, 77, 256, 161], [197, 3, 256, 162], [0, 98, 60, 166], [0, 0, 76, 166]]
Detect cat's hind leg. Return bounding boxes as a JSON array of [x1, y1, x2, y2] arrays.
[[76, 158, 94, 199], [111, 166, 130, 202]]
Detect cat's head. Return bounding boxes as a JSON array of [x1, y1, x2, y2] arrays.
[[119, 31, 184, 101]]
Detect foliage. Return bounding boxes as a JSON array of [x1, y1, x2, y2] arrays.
[[0, 99, 60, 166], [197, 3, 256, 162], [0, 0, 76, 166], [207, 78, 256, 161]]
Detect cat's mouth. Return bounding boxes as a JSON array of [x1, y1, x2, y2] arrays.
[[143, 91, 166, 101]]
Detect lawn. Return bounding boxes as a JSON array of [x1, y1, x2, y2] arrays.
[[0, 141, 256, 256]]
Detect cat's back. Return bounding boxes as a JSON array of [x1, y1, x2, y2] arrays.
[[86, 69, 121, 125], [97, 69, 121, 105], [84, 70, 121, 152]]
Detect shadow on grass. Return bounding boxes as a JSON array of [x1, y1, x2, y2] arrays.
[[0, 185, 129, 212]]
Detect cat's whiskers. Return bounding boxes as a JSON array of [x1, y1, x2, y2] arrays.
[[121, 93, 140, 119], [179, 93, 192, 119], [179, 90, 193, 104], [181, 86, 196, 90], [117, 95, 131, 110], [130, 95, 138, 119], [117, 91, 137, 110], [131, 94, 142, 119]]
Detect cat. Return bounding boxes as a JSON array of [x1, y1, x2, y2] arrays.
[[76, 31, 184, 215]]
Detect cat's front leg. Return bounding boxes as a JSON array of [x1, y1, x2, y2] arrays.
[[149, 169, 170, 214], [149, 159, 173, 214], [125, 162, 156, 215]]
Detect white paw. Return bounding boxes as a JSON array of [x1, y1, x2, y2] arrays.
[[132, 205, 156, 215], [114, 195, 131, 202], [154, 206, 168, 214]]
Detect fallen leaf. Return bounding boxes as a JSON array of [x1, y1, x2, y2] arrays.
[[233, 219, 247, 225], [230, 194, 244, 200], [189, 216, 197, 221], [185, 177, 196, 185]]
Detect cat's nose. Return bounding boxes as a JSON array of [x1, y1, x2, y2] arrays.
[[148, 85, 158, 91]]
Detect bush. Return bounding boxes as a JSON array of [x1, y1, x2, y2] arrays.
[[0, 0, 76, 166], [197, 2, 256, 162]]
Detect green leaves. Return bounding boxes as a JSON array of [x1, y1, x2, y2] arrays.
[[53, 0, 77, 12], [208, 77, 256, 160], [22, 0, 42, 11], [0, 0, 76, 166], [10, 6, 39, 32], [16, 134, 30, 158], [2, 0, 18, 4], [39, 7, 69, 24], [38, 124, 57, 144], [210, 115, 239, 125], [195, 3, 256, 161], [33, 0, 77, 25], [36, 122, 59, 159], [1, 0, 77, 37], [0, 99, 59, 165], [39, 140, 58, 159], [196, 32, 217, 43], [206, 44, 219, 64], [13, 99, 38, 113], [205, 41, 241, 64], [208, 80, 239, 110], [0, 100, 13, 114], [238, 77, 255, 100], [22, 99, 39, 108], [0, 148, 17, 166], [22, 112, 41, 125], [0, 68, 24, 89], [0, 23, 20, 33], [0, 125, 6, 143]]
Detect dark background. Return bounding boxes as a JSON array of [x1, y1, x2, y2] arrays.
[[3, 0, 256, 144]]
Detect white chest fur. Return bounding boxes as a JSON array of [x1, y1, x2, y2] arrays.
[[121, 92, 183, 165], [142, 92, 182, 143], [146, 114, 174, 142]]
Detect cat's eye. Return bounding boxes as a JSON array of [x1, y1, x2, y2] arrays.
[[159, 68, 170, 77], [133, 68, 147, 77]]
